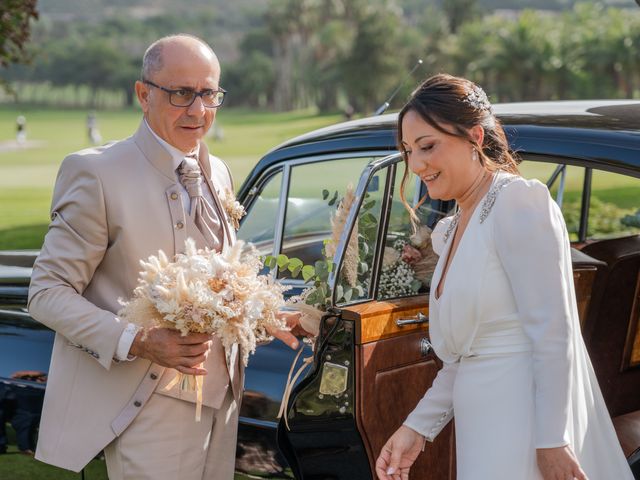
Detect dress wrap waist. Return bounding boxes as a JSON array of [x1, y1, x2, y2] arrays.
[[467, 315, 532, 357]]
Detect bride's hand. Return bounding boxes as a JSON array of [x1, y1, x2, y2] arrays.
[[375, 425, 424, 480], [536, 445, 588, 480]]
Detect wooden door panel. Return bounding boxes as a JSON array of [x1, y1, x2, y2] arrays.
[[573, 267, 598, 329], [342, 297, 456, 479], [357, 333, 455, 480]]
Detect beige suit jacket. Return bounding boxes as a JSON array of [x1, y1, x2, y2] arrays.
[[28, 121, 243, 472]]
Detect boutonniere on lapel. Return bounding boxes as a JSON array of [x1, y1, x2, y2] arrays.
[[222, 189, 245, 230]]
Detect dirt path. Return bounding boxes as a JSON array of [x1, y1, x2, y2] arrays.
[[0, 140, 47, 153]]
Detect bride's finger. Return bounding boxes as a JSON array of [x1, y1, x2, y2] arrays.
[[574, 469, 588, 480], [375, 446, 392, 479]]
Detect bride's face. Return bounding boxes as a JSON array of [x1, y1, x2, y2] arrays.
[[401, 109, 481, 201]]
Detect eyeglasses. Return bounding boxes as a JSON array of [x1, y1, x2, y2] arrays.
[[143, 80, 227, 108]]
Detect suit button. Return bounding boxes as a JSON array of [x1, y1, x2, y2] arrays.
[[134, 401, 142, 407], [150, 373, 158, 380], [170, 192, 178, 200], [176, 221, 184, 229]]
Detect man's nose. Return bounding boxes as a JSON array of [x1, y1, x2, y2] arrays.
[[187, 95, 206, 116]]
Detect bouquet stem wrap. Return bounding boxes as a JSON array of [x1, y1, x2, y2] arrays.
[[163, 371, 205, 422]]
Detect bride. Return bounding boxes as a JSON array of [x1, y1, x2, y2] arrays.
[[375, 74, 634, 480]]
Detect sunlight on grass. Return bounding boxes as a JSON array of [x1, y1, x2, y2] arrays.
[[0, 107, 341, 249]]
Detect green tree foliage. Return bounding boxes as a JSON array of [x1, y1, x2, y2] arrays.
[[442, 0, 480, 33], [0, 0, 39, 93], [0, 0, 38, 67], [341, 4, 407, 113], [5, 1, 640, 110]]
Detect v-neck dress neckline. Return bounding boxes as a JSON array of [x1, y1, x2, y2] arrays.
[[433, 173, 500, 302]]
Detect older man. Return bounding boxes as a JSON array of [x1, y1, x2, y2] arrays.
[[28, 34, 299, 480]]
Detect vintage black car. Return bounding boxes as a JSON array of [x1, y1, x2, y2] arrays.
[[1, 100, 639, 479]]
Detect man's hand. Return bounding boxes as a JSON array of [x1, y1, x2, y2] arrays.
[[267, 311, 311, 350], [129, 327, 212, 375]]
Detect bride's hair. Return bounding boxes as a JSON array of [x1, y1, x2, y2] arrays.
[[398, 73, 520, 225]]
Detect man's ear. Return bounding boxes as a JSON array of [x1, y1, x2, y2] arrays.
[[135, 81, 150, 113]]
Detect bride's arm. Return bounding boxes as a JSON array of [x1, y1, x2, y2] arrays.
[[493, 179, 572, 448], [375, 361, 458, 479], [402, 360, 458, 441]]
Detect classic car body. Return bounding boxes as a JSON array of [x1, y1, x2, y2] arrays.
[[1, 100, 640, 479]]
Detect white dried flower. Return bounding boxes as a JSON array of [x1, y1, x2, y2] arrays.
[[382, 247, 400, 269], [222, 189, 245, 230], [410, 225, 432, 249], [118, 238, 288, 367]]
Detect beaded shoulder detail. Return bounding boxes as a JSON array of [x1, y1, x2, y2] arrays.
[[442, 212, 460, 246], [478, 175, 518, 223], [442, 174, 518, 245]]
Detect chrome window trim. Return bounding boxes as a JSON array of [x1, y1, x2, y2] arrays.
[[557, 166, 567, 208], [329, 153, 404, 307], [238, 416, 278, 429], [238, 167, 283, 260], [273, 164, 291, 277], [242, 151, 394, 278], [370, 162, 397, 302]]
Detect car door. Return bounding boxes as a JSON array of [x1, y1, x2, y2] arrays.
[[235, 152, 389, 478], [277, 153, 456, 480]]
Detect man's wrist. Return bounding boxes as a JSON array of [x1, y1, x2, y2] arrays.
[[114, 323, 141, 361]]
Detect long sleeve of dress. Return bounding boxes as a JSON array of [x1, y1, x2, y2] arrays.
[[492, 179, 573, 448], [403, 360, 457, 441]]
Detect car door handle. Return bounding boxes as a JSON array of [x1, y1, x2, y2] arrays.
[[396, 312, 428, 327]]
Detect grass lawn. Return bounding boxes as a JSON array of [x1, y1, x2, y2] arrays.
[[1, 106, 639, 251], [0, 106, 342, 250], [0, 445, 287, 480]]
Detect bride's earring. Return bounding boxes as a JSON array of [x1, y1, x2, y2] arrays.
[[472, 149, 479, 162]]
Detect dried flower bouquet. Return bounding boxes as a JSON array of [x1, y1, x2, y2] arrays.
[[118, 238, 288, 420]]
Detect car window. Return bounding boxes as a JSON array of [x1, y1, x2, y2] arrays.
[[279, 156, 375, 278], [588, 169, 640, 240], [376, 167, 436, 301], [519, 160, 585, 241], [334, 168, 387, 304], [237, 170, 282, 255], [519, 159, 640, 241]]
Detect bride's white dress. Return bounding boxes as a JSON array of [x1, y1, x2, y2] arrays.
[[404, 172, 633, 479]]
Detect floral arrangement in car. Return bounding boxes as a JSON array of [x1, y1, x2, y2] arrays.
[[265, 185, 437, 336], [377, 225, 438, 300], [268, 186, 438, 427]]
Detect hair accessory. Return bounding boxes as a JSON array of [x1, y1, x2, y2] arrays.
[[462, 85, 493, 113]]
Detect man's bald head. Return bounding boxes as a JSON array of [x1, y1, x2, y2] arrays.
[[136, 34, 222, 152], [141, 34, 219, 81]]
